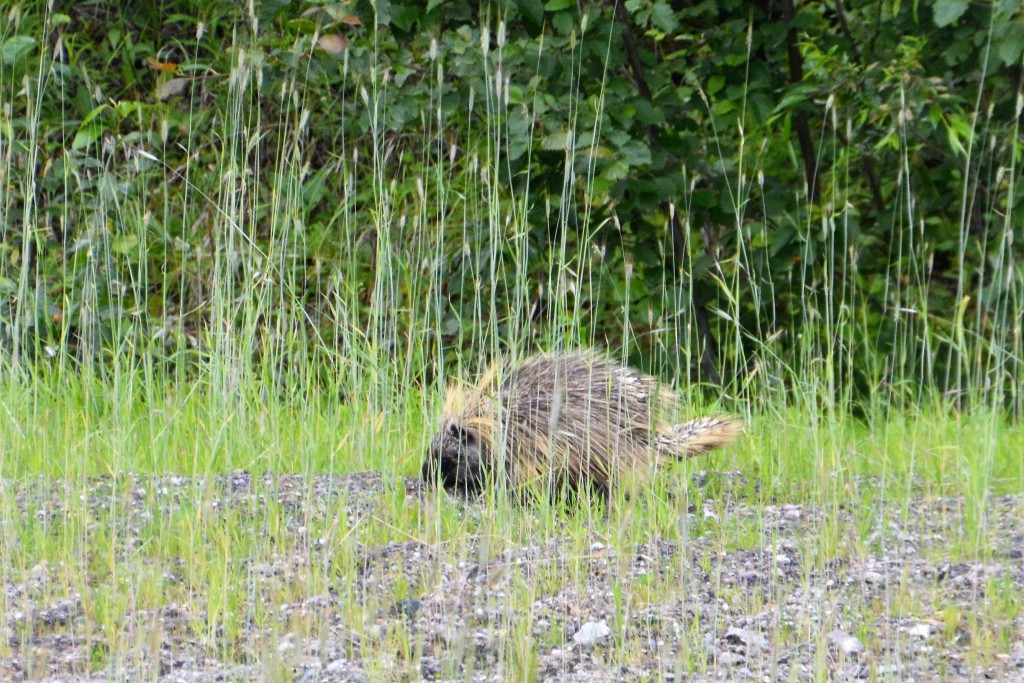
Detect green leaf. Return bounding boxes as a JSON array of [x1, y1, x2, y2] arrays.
[[618, 140, 651, 167], [773, 86, 814, 113], [945, 122, 967, 157], [71, 124, 103, 151], [80, 104, 110, 127], [996, 31, 1024, 67], [650, 2, 679, 34], [373, 0, 392, 25], [114, 100, 144, 118], [552, 11, 574, 34], [544, 0, 575, 10], [516, 0, 545, 27], [0, 117, 13, 143], [258, 0, 291, 26], [1, 36, 36, 65], [286, 18, 318, 34], [156, 78, 190, 101], [112, 234, 139, 255], [633, 99, 664, 126], [933, 0, 969, 27], [391, 4, 421, 32], [541, 130, 571, 151]]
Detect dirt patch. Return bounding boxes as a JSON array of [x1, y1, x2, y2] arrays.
[[2, 473, 1022, 682]]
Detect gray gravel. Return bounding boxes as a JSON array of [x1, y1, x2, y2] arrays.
[[2, 472, 1022, 682]]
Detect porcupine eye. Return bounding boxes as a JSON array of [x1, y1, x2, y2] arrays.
[[458, 426, 476, 448]]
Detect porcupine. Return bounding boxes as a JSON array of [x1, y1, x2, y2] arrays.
[[421, 349, 743, 500]]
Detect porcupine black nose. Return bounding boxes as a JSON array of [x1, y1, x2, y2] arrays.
[[421, 430, 442, 489], [421, 454, 435, 487]]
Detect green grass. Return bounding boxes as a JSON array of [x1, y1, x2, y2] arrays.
[[1, 374, 1021, 679]]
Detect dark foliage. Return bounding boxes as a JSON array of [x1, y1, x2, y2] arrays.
[[1, 0, 1021, 408]]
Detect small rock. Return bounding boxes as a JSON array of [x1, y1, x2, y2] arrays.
[[572, 620, 611, 646], [38, 598, 77, 627], [724, 627, 770, 651], [302, 594, 331, 610], [324, 659, 366, 682], [391, 598, 422, 620], [877, 664, 904, 675], [419, 656, 441, 678], [862, 570, 885, 584], [716, 651, 747, 666], [29, 563, 50, 585], [590, 542, 606, 551], [251, 563, 276, 578], [828, 630, 865, 656], [292, 656, 322, 678], [907, 622, 934, 638], [539, 648, 577, 676]]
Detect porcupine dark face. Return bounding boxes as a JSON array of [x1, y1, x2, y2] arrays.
[[422, 421, 490, 496]]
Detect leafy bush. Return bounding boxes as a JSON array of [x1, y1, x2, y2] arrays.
[[1, 0, 1021, 410]]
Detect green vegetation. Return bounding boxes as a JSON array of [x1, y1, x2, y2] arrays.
[[1, 0, 1022, 680]]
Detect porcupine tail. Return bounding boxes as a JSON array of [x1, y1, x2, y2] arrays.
[[655, 416, 744, 460]]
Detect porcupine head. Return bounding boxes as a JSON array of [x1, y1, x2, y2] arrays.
[[421, 417, 488, 495], [421, 367, 502, 496]]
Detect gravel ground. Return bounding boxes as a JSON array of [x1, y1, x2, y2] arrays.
[[2, 472, 1022, 682]]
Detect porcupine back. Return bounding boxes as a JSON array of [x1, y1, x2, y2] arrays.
[[490, 349, 666, 496]]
